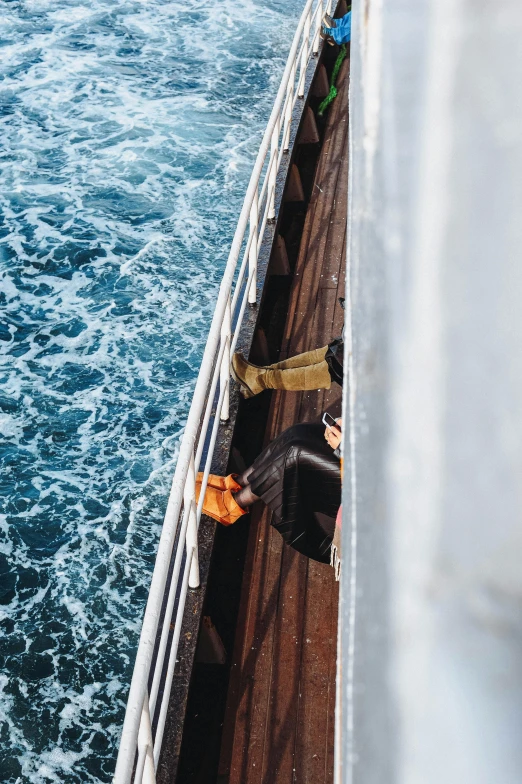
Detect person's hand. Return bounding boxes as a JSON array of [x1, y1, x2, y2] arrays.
[[324, 418, 342, 450]]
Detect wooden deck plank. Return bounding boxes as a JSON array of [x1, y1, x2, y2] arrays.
[[219, 55, 349, 784], [280, 61, 347, 341], [286, 251, 344, 780], [272, 66, 349, 432], [259, 279, 343, 784], [322, 211, 347, 416], [262, 548, 308, 782], [282, 60, 349, 363], [325, 588, 339, 782], [221, 512, 284, 784], [294, 558, 338, 783], [258, 282, 342, 783], [318, 95, 349, 292]]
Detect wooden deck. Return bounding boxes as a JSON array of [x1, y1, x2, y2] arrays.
[[218, 56, 349, 784]]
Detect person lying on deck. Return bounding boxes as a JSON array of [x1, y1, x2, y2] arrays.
[[196, 418, 342, 566], [320, 9, 351, 46]]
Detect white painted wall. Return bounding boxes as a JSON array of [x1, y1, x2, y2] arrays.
[[338, 1, 522, 782]]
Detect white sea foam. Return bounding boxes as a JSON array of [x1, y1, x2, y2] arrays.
[[0, 0, 301, 780]]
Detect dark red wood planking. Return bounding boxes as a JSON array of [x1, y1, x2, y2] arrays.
[[218, 56, 349, 784]]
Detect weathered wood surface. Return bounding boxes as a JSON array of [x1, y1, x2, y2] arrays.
[[218, 57, 349, 784]]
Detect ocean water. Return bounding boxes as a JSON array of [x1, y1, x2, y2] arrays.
[[0, 1, 301, 781]]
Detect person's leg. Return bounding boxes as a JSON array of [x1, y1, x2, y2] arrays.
[[247, 422, 341, 563], [232, 353, 331, 398], [263, 362, 332, 391], [333, 12, 351, 44], [236, 465, 255, 487], [195, 475, 250, 526], [268, 346, 328, 370], [233, 483, 259, 508], [231, 346, 327, 373], [321, 10, 351, 45], [195, 465, 261, 525]]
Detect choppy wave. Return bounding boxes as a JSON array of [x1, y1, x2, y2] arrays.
[[0, 1, 301, 780]]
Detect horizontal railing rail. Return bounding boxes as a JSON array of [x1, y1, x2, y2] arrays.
[[113, 1, 331, 781]]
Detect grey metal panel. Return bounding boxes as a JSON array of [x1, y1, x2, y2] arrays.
[[339, 1, 522, 783]]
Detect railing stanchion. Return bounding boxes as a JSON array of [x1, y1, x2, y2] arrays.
[[283, 63, 295, 151], [268, 121, 279, 221], [220, 297, 231, 421], [313, 0, 323, 54], [298, 8, 311, 97], [136, 697, 156, 784], [185, 453, 200, 589], [248, 189, 259, 304]]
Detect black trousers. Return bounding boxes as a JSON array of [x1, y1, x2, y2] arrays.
[[249, 423, 341, 563]]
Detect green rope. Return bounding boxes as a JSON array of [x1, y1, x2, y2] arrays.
[[317, 43, 347, 117]]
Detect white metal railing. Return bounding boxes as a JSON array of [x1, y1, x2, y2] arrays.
[[113, 1, 331, 781]]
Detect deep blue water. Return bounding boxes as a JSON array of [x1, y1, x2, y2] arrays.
[[0, 1, 301, 780]]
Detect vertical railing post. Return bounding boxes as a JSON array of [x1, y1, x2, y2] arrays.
[[298, 8, 312, 97], [313, 0, 323, 55], [136, 697, 156, 784], [184, 452, 200, 589], [268, 121, 279, 221], [248, 189, 259, 304], [283, 62, 296, 152], [219, 297, 231, 421]]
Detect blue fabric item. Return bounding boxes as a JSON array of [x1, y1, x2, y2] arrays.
[[325, 11, 351, 44]]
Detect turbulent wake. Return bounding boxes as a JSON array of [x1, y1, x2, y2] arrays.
[[0, 1, 300, 780]]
